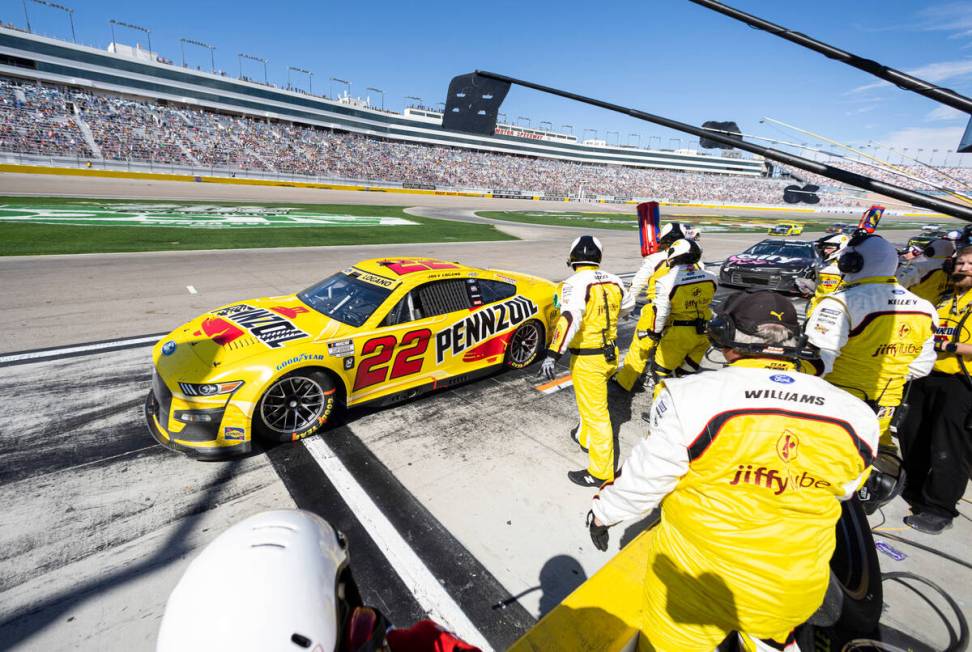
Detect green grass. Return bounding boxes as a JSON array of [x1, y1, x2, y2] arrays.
[[0, 197, 514, 256], [476, 210, 935, 233]]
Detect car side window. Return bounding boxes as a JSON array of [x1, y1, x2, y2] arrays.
[[477, 279, 516, 304], [382, 293, 421, 327], [382, 279, 471, 326]]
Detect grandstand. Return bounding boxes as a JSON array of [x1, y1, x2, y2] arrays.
[[1, 25, 969, 206]]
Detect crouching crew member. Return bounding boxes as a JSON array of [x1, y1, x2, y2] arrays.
[[805, 232, 937, 450], [615, 223, 687, 391], [539, 236, 634, 487], [897, 245, 972, 534], [587, 290, 878, 651]]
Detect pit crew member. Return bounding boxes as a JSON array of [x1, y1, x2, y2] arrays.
[[540, 235, 634, 487], [805, 232, 937, 450], [800, 233, 848, 315], [615, 223, 689, 391], [897, 245, 972, 534], [896, 238, 955, 305], [587, 290, 878, 651]]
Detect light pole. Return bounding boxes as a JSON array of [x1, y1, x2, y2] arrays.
[[289, 66, 313, 93], [110, 19, 152, 57], [239, 53, 269, 83], [583, 128, 597, 142], [561, 124, 573, 135], [366, 87, 385, 110], [539, 120, 552, 132], [498, 112, 508, 124], [330, 77, 350, 98], [517, 116, 531, 128], [404, 95, 422, 109], [180, 38, 216, 72], [607, 130, 619, 146], [669, 137, 682, 150], [628, 133, 640, 147], [27, 0, 75, 42]]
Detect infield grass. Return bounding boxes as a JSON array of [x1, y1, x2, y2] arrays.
[[0, 197, 514, 256]]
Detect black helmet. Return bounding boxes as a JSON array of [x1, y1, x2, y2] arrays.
[[666, 239, 702, 267], [567, 235, 603, 268], [658, 222, 686, 248]]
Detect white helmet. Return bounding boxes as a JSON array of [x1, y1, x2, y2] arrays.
[[157, 510, 351, 652]]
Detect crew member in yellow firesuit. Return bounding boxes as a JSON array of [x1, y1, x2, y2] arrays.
[[799, 233, 849, 316], [896, 238, 955, 305], [587, 290, 879, 650], [805, 232, 938, 450], [615, 223, 691, 391], [641, 239, 718, 387], [539, 235, 634, 487]]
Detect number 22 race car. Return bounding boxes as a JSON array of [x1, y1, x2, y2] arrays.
[[145, 258, 558, 458]]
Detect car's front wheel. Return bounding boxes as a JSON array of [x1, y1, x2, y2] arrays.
[[505, 320, 544, 369], [255, 369, 337, 443]]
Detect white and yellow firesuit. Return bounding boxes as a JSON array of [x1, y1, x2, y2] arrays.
[[896, 239, 955, 305], [616, 252, 669, 391], [592, 357, 879, 650], [806, 235, 849, 316], [649, 263, 718, 379], [806, 236, 938, 446], [549, 265, 634, 481]]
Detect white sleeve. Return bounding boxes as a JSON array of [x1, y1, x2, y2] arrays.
[[619, 281, 635, 319], [908, 310, 939, 379], [805, 296, 850, 375], [592, 386, 689, 525], [628, 257, 657, 300], [651, 272, 675, 332], [551, 275, 586, 354], [896, 262, 919, 289]]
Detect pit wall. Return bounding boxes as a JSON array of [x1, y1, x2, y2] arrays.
[[0, 162, 942, 218]]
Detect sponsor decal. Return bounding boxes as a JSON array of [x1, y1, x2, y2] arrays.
[[161, 340, 176, 356], [897, 323, 912, 338], [343, 356, 355, 370], [328, 339, 355, 357], [435, 296, 538, 364], [212, 304, 309, 348], [814, 324, 830, 335], [269, 305, 309, 319], [196, 316, 245, 346], [496, 275, 517, 285], [744, 389, 825, 405], [888, 298, 917, 306], [378, 259, 460, 276], [352, 271, 396, 288], [726, 254, 805, 266], [770, 374, 795, 384], [776, 430, 799, 462], [871, 343, 922, 357], [275, 352, 325, 371], [892, 289, 906, 295], [728, 465, 831, 495], [223, 426, 245, 441]]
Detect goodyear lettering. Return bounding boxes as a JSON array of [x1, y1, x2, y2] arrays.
[[435, 296, 537, 363], [743, 389, 825, 405], [728, 465, 831, 495], [275, 352, 325, 371], [213, 304, 308, 348]]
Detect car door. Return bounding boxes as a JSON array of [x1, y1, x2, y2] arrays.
[[348, 278, 472, 403]]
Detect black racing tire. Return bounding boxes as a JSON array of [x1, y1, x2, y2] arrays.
[[254, 369, 337, 444], [504, 320, 544, 369], [829, 496, 883, 634]]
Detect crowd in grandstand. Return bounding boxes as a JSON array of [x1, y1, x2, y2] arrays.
[[2, 76, 970, 204]]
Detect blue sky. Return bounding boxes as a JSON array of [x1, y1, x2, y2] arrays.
[[5, 0, 972, 165]]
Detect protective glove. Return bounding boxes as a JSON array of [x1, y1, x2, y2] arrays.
[[539, 355, 557, 381], [587, 510, 609, 552], [794, 277, 815, 297]]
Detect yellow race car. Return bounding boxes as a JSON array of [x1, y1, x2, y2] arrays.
[[767, 221, 805, 236], [146, 257, 558, 458]]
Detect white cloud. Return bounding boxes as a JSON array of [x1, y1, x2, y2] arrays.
[[850, 59, 972, 94], [926, 105, 967, 121], [918, 2, 972, 40], [879, 125, 967, 152]]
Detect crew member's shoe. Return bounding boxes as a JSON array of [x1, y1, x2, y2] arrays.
[[567, 469, 606, 488], [904, 512, 953, 534], [570, 425, 588, 453]]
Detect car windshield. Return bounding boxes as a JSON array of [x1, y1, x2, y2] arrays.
[[298, 273, 392, 327], [744, 242, 814, 259]]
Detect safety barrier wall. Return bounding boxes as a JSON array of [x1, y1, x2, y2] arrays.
[[0, 155, 943, 216]]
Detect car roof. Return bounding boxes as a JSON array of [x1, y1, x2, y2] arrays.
[[352, 257, 480, 282]]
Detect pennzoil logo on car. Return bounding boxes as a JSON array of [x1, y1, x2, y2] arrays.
[[212, 304, 309, 348], [435, 296, 538, 363]]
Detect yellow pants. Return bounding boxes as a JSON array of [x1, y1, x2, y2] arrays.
[[636, 525, 803, 652], [877, 407, 895, 450], [570, 351, 618, 481], [652, 326, 708, 379], [616, 305, 658, 391]]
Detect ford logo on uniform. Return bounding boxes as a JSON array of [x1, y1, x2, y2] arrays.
[[162, 341, 177, 356], [770, 374, 795, 384]]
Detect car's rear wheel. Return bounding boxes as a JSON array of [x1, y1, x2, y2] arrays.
[[505, 320, 544, 369], [255, 369, 336, 443]]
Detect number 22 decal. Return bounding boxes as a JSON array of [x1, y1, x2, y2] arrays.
[[353, 329, 431, 391]]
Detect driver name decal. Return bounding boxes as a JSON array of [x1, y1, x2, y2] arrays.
[[212, 304, 309, 348], [435, 296, 538, 363]]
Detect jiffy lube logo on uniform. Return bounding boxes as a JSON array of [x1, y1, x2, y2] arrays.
[[435, 296, 538, 363]]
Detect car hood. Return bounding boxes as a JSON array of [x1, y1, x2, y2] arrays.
[[723, 254, 811, 270], [167, 295, 354, 369]]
